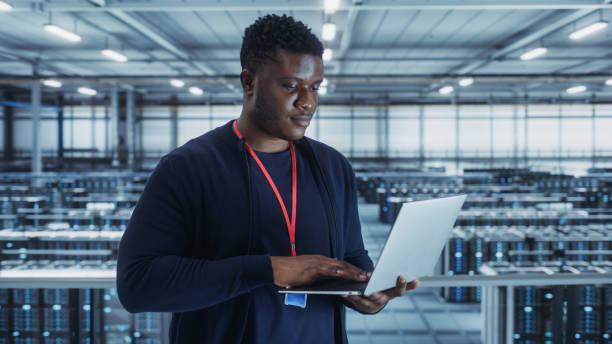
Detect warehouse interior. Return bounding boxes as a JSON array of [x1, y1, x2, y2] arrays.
[[1, 0, 612, 343]]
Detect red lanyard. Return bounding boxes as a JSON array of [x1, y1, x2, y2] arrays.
[[233, 120, 298, 256]]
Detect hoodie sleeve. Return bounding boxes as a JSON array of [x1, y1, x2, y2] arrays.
[[342, 163, 374, 272], [116, 154, 274, 313]]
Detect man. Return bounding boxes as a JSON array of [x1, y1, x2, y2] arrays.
[[117, 14, 418, 343]]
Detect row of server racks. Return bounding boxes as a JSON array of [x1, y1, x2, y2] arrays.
[[1, 168, 611, 343], [0, 174, 169, 344], [358, 168, 612, 343]]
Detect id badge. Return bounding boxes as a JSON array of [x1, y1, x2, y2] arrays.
[[284, 293, 307, 308]]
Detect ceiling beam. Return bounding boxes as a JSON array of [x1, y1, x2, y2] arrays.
[[549, 50, 612, 75], [335, 1, 360, 74], [454, 9, 605, 75], [108, 10, 190, 61], [12, 0, 612, 12], [3, 56, 612, 65], [2, 74, 611, 85], [105, 10, 239, 93], [422, 2, 611, 93], [0, 48, 83, 77]]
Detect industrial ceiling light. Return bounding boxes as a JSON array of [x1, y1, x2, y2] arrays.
[[322, 48, 333, 61], [569, 21, 608, 40], [78, 87, 97, 96], [43, 24, 82, 43], [520, 47, 547, 61], [459, 77, 474, 87], [322, 23, 336, 41], [439, 85, 454, 95], [566, 85, 587, 94], [101, 49, 128, 62], [42, 79, 62, 88], [606, 79, 612, 86], [189, 86, 203, 95], [324, 0, 340, 14], [0, 1, 13, 11], [170, 79, 185, 88]]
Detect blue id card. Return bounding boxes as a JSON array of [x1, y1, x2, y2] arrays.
[[284, 293, 307, 308]]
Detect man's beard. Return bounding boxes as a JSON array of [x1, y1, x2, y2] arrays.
[[252, 89, 289, 140], [253, 88, 277, 123]]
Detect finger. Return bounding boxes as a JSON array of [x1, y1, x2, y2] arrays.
[[337, 261, 368, 281], [346, 295, 378, 310], [317, 258, 367, 281], [317, 263, 345, 278], [406, 280, 420, 290], [382, 276, 408, 298]]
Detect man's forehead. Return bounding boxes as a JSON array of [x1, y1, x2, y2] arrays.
[[262, 49, 323, 78]]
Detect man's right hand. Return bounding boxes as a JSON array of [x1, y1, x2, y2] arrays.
[[270, 255, 368, 288]]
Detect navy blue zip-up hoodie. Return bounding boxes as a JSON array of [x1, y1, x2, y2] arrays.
[[116, 120, 374, 343]]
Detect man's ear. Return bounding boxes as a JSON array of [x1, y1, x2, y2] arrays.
[[240, 69, 256, 96]]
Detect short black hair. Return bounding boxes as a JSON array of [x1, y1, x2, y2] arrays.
[[240, 14, 324, 73]]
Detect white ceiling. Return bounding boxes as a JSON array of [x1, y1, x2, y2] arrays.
[[0, 0, 611, 103]]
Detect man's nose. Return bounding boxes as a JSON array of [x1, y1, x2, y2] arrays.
[[295, 88, 315, 110]]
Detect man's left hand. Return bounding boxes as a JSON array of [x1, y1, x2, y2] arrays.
[[341, 274, 420, 314]]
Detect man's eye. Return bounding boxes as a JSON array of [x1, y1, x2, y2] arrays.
[[285, 85, 298, 90]]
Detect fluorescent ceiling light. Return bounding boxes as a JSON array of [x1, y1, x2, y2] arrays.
[[569, 21, 608, 40], [189, 86, 203, 95], [322, 48, 333, 61], [322, 23, 336, 41], [321, 78, 329, 87], [459, 77, 474, 87], [101, 49, 128, 62], [0, 1, 13, 11], [324, 0, 339, 14], [78, 87, 97, 96], [170, 79, 185, 88], [43, 24, 82, 43], [42, 79, 62, 88], [566, 85, 587, 94], [439, 85, 454, 95], [606, 79, 612, 86], [520, 47, 547, 61], [319, 87, 328, 95]]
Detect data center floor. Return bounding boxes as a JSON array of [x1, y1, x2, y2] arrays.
[[346, 201, 482, 344]]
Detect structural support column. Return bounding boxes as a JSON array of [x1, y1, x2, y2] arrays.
[[91, 105, 96, 155], [126, 89, 134, 168], [349, 100, 354, 158], [170, 95, 178, 150], [419, 105, 424, 168], [376, 104, 389, 160], [57, 95, 64, 162], [591, 103, 596, 168], [110, 85, 119, 167], [524, 100, 529, 167], [489, 100, 494, 168], [454, 96, 460, 173], [557, 103, 562, 170], [138, 95, 144, 164], [31, 82, 42, 174], [384, 103, 389, 159], [3, 93, 14, 161], [512, 103, 518, 168]]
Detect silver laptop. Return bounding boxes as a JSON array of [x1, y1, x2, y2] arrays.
[[279, 194, 466, 296]]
